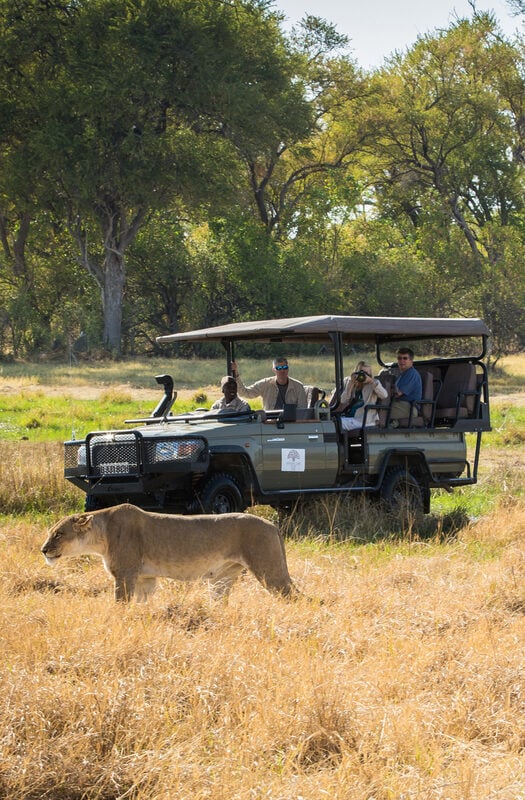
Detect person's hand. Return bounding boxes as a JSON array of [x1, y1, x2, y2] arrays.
[[231, 361, 238, 376]]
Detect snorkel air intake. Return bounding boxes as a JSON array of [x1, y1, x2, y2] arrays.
[[151, 374, 176, 418]]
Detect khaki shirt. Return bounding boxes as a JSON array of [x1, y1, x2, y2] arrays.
[[210, 395, 251, 413], [234, 374, 307, 410]]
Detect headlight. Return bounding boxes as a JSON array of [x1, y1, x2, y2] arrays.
[[154, 441, 180, 461], [150, 439, 205, 463]]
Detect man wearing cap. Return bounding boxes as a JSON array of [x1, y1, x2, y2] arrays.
[[210, 376, 251, 414], [231, 357, 307, 410]]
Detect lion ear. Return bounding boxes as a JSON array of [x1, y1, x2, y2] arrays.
[[77, 515, 94, 534]]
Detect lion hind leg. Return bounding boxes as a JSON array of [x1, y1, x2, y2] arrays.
[[241, 537, 296, 598], [256, 572, 299, 598]]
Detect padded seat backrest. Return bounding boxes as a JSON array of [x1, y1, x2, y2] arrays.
[[375, 370, 395, 427], [416, 370, 435, 423], [436, 363, 477, 419], [305, 385, 326, 408], [377, 368, 397, 393], [394, 369, 434, 428]]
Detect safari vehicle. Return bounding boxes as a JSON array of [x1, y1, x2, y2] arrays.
[[64, 315, 491, 516]]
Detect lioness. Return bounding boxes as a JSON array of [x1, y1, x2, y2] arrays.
[[41, 503, 297, 602]]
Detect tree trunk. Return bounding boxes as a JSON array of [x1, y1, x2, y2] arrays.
[[102, 250, 126, 354], [71, 206, 145, 356]]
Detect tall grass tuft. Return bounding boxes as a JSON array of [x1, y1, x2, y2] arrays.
[[278, 492, 472, 544], [0, 442, 82, 514]]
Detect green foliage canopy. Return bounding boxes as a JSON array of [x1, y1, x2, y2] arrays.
[[0, 4, 524, 359]]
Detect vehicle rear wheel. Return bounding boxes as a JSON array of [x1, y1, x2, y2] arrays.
[[192, 473, 244, 514], [380, 466, 425, 523]]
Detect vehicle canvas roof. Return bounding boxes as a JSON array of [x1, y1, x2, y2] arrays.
[[156, 315, 490, 345]]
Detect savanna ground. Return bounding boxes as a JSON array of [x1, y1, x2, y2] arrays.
[[0, 354, 524, 799]]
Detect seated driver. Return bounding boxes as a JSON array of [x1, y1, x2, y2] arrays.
[[210, 376, 251, 414]]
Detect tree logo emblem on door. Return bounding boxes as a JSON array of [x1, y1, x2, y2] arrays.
[[281, 448, 305, 471]]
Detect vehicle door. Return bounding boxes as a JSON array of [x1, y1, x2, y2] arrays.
[[260, 418, 338, 491]]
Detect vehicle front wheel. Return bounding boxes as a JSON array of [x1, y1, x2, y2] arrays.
[[85, 494, 107, 512], [192, 473, 245, 514], [380, 466, 425, 523]]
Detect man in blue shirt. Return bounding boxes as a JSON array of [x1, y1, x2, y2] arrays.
[[390, 347, 422, 425]]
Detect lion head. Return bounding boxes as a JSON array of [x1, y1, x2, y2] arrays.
[[41, 513, 94, 565]]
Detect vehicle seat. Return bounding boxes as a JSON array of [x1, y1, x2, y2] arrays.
[[435, 363, 477, 422], [375, 370, 395, 427], [305, 385, 326, 408], [396, 369, 438, 428]]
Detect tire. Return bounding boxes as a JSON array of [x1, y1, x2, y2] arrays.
[[192, 473, 244, 514], [85, 494, 105, 512], [380, 466, 425, 522]]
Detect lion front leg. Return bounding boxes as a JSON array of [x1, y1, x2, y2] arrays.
[[135, 576, 158, 602], [113, 573, 137, 602], [206, 563, 244, 600]]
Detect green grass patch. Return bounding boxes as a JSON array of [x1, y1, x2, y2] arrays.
[[486, 403, 525, 447], [431, 459, 524, 519], [0, 392, 203, 442], [431, 485, 495, 518], [1, 352, 524, 394]]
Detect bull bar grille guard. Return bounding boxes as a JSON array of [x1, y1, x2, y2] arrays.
[[64, 431, 208, 478]]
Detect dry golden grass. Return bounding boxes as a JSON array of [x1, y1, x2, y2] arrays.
[[1, 354, 524, 799], [498, 354, 525, 379], [1, 489, 525, 798], [0, 442, 82, 514]]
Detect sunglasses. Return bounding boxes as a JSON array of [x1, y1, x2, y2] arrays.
[[274, 365, 289, 371]]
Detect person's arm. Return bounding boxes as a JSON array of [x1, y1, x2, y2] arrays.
[[394, 371, 409, 398], [231, 362, 267, 399], [373, 379, 389, 400], [295, 381, 307, 407]]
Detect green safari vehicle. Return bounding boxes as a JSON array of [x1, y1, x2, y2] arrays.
[[63, 315, 491, 516]]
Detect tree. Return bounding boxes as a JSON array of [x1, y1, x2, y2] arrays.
[[363, 14, 525, 352], [0, 0, 311, 354], [233, 15, 373, 238]]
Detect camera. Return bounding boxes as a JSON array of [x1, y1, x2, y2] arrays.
[[354, 370, 368, 383]]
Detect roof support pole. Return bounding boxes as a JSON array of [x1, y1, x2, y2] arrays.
[[330, 331, 344, 399]]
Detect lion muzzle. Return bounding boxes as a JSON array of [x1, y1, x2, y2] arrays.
[[41, 542, 61, 565]]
